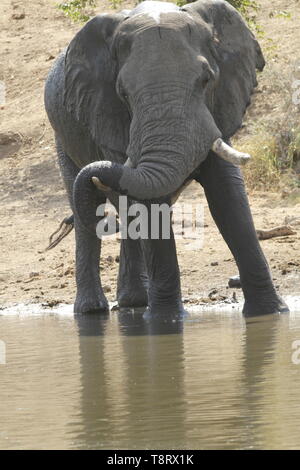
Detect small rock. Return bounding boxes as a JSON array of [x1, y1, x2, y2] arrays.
[[64, 267, 73, 276], [211, 261, 219, 266], [29, 271, 39, 278], [42, 300, 60, 308], [208, 288, 218, 298], [103, 285, 111, 293], [115, 255, 120, 263], [106, 256, 114, 263], [228, 275, 242, 288], [12, 12, 25, 20]]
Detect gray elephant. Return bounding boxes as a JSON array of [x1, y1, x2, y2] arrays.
[[44, 0, 288, 316]]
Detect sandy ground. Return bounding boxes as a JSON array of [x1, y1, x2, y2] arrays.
[[0, 0, 299, 310]]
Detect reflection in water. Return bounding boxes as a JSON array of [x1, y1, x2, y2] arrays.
[[242, 315, 300, 449], [74, 311, 185, 449], [0, 308, 300, 449], [241, 316, 280, 449]]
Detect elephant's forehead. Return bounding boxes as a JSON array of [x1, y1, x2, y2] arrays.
[[129, 0, 181, 20], [121, 11, 196, 33]]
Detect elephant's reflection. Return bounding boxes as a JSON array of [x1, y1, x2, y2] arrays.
[[73, 309, 285, 450], [74, 310, 186, 449], [240, 315, 282, 449]]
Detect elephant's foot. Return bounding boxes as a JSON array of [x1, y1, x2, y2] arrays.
[[242, 294, 289, 317], [143, 302, 188, 320], [74, 290, 109, 314], [117, 285, 148, 308]]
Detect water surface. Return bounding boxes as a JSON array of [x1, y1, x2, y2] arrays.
[[1, 302, 300, 449]]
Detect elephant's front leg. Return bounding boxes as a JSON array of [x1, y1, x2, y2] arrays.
[[56, 141, 108, 314], [140, 200, 184, 317], [74, 219, 109, 314], [196, 151, 289, 317]]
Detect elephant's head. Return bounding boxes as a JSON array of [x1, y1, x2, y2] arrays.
[[64, 0, 264, 209]]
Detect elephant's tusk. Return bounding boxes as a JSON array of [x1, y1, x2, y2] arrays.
[[91, 176, 111, 192], [124, 157, 135, 168], [212, 138, 251, 166]]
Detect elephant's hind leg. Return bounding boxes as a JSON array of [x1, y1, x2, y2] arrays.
[[106, 195, 148, 308], [56, 138, 109, 313], [140, 200, 184, 317], [117, 236, 149, 308]]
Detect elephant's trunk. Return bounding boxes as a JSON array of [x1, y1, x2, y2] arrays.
[[73, 99, 249, 229], [76, 105, 217, 193]]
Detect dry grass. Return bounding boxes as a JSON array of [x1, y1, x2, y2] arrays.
[[237, 122, 300, 191], [235, 53, 300, 191]]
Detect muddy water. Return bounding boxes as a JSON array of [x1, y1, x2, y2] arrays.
[[1, 303, 300, 450]]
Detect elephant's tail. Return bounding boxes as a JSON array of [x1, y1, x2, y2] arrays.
[[45, 215, 74, 251], [45, 211, 121, 251]]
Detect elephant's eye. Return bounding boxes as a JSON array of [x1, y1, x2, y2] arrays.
[[117, 83, 131, 115], [195, 72, 211, 91], [202, 74, 210, 87], [117, 80, 129, 104], [122, 92, 130, 107]]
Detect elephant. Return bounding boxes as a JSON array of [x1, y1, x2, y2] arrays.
[[44, 0, 289, 317]]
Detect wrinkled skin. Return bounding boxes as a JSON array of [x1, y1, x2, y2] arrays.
[[44, 0, 289, 316]]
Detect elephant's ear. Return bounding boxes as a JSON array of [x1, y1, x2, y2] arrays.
[[64, 14, 129, 153], [183, 0, 265, 139]]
